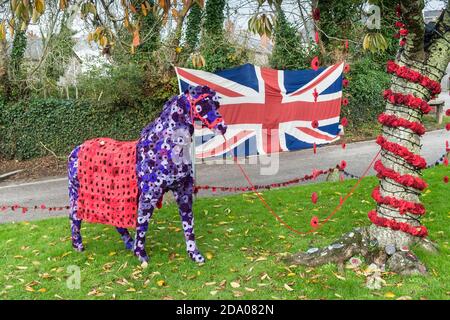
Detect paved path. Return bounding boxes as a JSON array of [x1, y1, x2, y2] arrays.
[[0, 129, 448, 224]]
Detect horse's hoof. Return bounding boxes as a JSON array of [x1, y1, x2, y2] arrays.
[[189, 251, 205, 263], [134, 249, 149, 264], [73, 245, 84, 252]]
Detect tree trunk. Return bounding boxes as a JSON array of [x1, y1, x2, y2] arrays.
[[287, 1, 449, 274], [369, 1, 450, 250]]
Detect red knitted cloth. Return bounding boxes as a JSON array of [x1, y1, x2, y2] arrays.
[[77, 138, 139, 228]]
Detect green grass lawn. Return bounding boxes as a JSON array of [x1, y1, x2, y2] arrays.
[[0, 166, 449, 300]]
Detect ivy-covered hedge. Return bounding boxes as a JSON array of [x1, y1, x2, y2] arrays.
[[342, 58, 391, 127], [0, 99, 164, 160]]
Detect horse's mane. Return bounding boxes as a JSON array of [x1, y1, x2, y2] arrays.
[[140, 94, 187, 137]]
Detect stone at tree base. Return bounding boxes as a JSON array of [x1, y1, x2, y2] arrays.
[[417, 238, 439, 254], [385, 244, 396, 255], [366, 271, 386, 290], [386, 251, 427, 276]]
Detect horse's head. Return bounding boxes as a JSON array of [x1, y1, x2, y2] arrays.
[[185, 85, 227, 136]]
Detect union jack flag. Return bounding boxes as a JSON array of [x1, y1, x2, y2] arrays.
[[175, 63, 344, 159]]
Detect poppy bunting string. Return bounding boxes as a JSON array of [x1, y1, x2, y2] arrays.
[[194, 166, 340, 193], [0, 166, 341, 214]]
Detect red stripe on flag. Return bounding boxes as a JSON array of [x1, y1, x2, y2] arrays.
[[296, 127, 336, 141], [177, 68, 245, 98], [220, 99, 342, 125], [291, 63, 343, 97], [197, 130, 254, 158]]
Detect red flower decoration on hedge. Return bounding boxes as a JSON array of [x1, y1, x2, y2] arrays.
[[311, 120, 319, 128], [341, 117, 348, 127], [342, 79, 349, 87], [311, 192, 318, 204], [342, 98, 349, 106], [446, 123, 450, 131], [311, 56, 320, 71], [340, 160, 347, 170], [315, 31, 319, 44], [400, 39, 406, 47], [395, 21, 405, 28], [312, 8, 320, 21], [344, 64, 350, 73], [345, 39, 349, 49], [341, 143, 346, 149], [40, 204, 46, 209], [444, 176, 449, 184], [444, 157, 448, 166], [310, 216, 319, 228], [446, 109, 450, 116], [399, 29, 409, 36]]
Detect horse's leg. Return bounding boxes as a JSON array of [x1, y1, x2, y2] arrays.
[[133, 187, 162, 263], [68, 146, 84, 252], [173, 176, 205, 263], [116, 227, 133, 250]]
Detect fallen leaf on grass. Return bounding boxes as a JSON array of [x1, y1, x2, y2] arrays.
[[156, 280, 166, 287], [384, 291, 396, 298], [233, 291, 243, 297], [284, 284, 294, 291], [396, 296, 412, 300], [332, 272, 346, 281], [230, 281, 240, 288], [25, 286, 35, 292]]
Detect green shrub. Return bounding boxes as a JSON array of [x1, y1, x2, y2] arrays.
[[0, 98, 164, 160], [342, 57, 390, 127], [269, 9, 319, 70], [76, 62, 148, 110]]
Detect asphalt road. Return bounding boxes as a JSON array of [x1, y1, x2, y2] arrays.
[[0, 129, 448, 224]]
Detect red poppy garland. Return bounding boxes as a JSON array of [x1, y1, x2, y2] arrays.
[[383, 89, 432, 114], [371, 186, 425, 216], [368, 210, 428, 237], [376, 136, 427, 169], [378, 113, 426, 135], [386, 61, 441, 95]]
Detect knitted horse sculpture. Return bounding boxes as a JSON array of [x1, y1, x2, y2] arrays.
[[68, 86, 227, 264]]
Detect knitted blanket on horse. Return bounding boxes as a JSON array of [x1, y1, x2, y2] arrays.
[[77, 138, 138, 228]]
